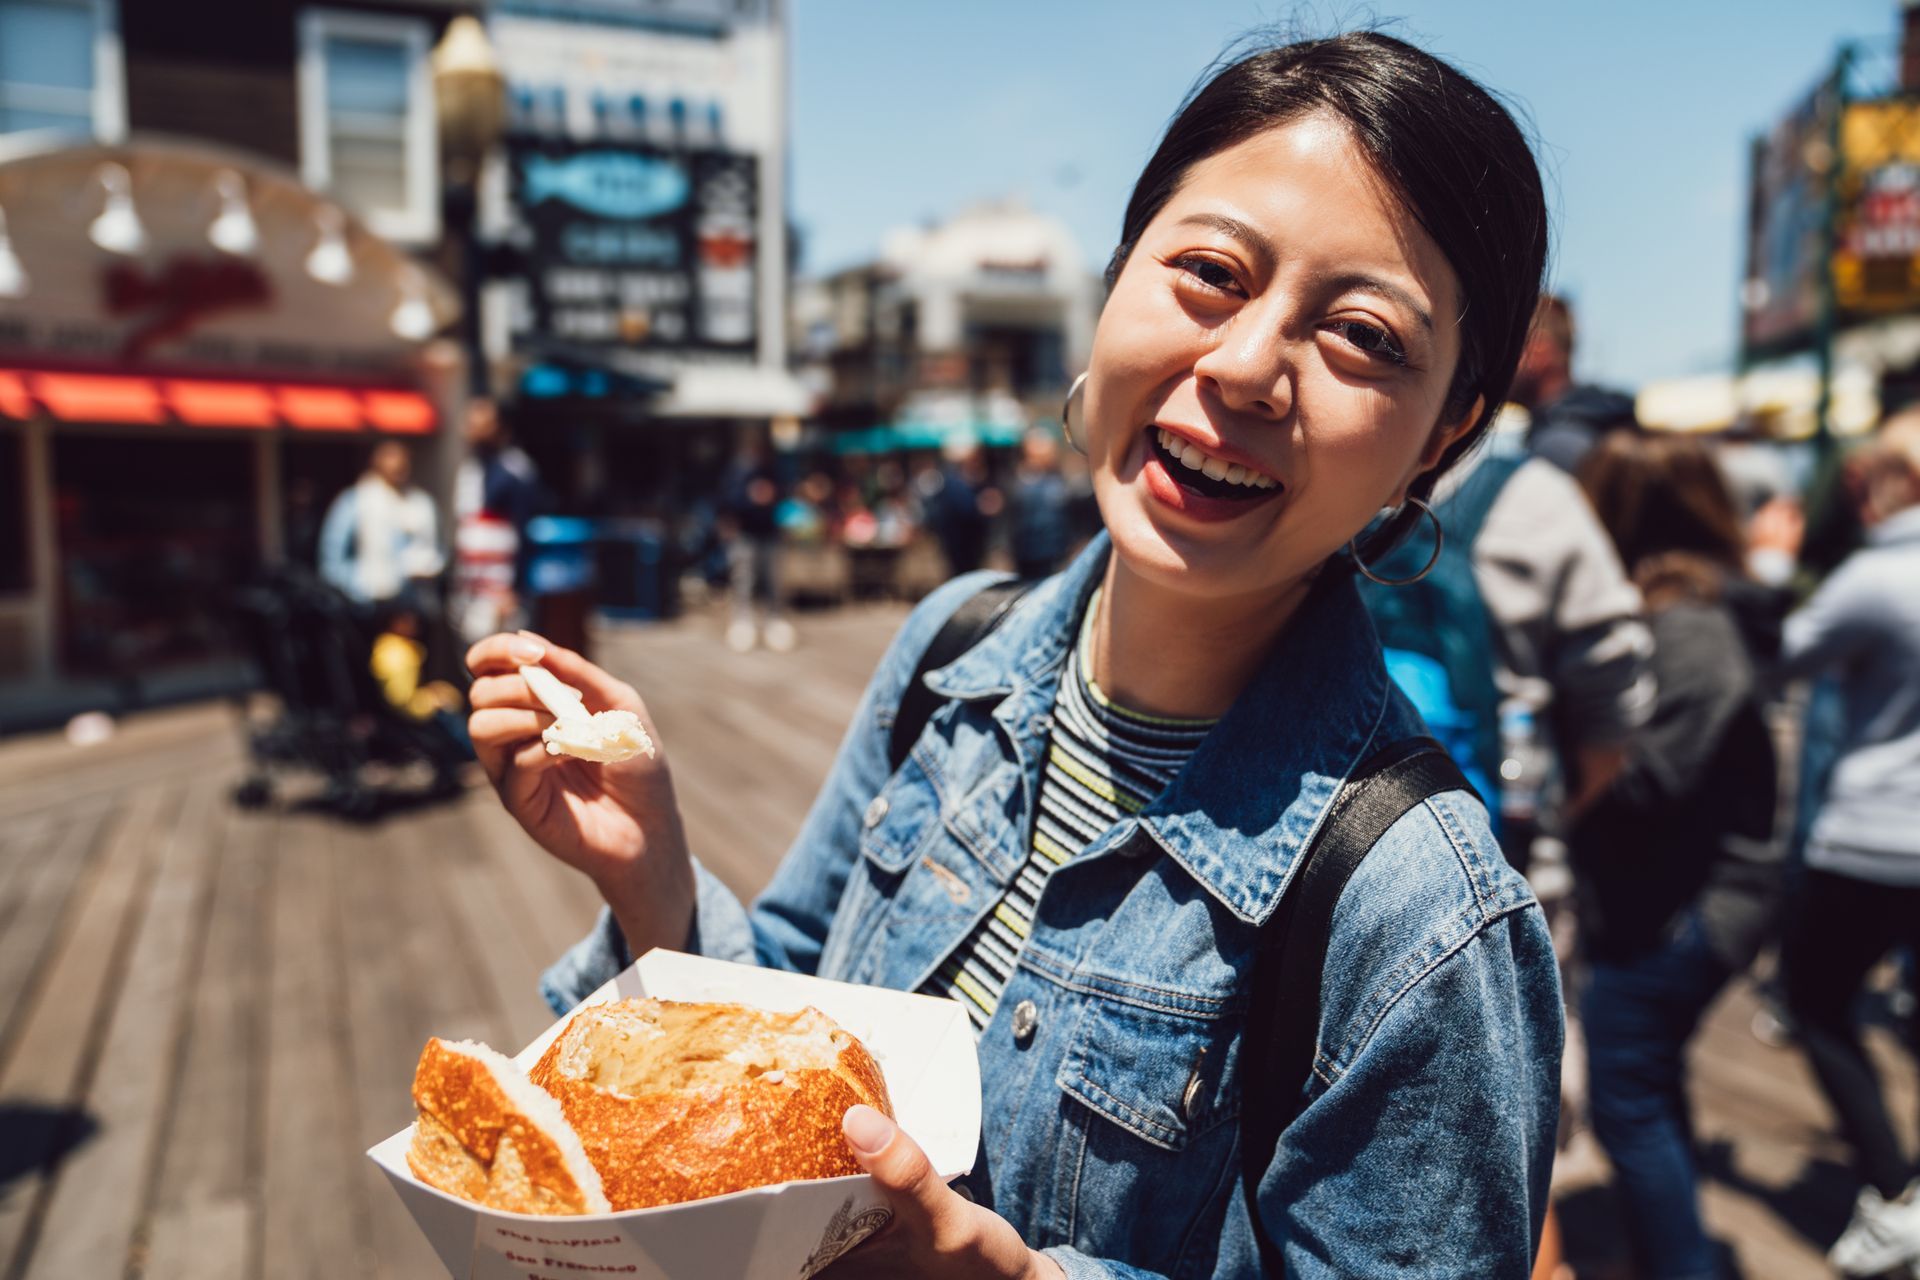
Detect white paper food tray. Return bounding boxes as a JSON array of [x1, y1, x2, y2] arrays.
[[369, 949, 982, 1280]]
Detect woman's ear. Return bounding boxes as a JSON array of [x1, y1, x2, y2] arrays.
[[1391, 395, 1486, 507]]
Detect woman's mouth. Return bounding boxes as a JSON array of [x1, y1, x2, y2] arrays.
[[1140, 426, 1285, 521]]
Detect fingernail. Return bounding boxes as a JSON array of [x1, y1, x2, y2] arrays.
[[510, 640, 544, 664], [843, 1105, 895, 1156]]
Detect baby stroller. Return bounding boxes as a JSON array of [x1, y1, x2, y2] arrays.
[[229, 566, 467, 818]]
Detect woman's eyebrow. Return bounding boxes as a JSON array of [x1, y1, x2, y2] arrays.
[[1172, 212, 1276, 267]]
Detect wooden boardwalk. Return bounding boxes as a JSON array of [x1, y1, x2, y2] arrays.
[[0, 601, 1910, 1279]]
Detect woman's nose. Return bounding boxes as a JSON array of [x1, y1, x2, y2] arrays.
[[1192, 329, 1293, 421]]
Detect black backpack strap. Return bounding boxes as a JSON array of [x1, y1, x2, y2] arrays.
[[887, 577, 1034, 771], [1240, 737, 1470, 1275]]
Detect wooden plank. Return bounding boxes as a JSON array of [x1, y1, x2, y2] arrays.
[[22, 779, 225, 1280], [332, 802, 502, 1279], [0, 785, 173, 1274], [0, 808, 55, 925], [462, 801, 604, 969], [143, 1197, 249, 1280], [144, 797, 273, 1280], [0, 736, 245, 829], [666, 739, 805, 900], [0, 702, 238, 789], [0, 809, 111, 1069], [432, 803, 574, 1050], [257, 813, 375, 1280]]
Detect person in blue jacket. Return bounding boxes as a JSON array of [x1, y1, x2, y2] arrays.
[[468, 32, 1562, 1279]]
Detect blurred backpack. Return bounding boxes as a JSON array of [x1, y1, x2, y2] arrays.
[[1357, 453, 1523, 829]]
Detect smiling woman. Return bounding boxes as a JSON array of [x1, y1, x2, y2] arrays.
[[472, 29, 1560, 1280]]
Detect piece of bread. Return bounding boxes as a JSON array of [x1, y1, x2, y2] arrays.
[[528, 998, 894, 1210], [407, 1037, 611, 1215]]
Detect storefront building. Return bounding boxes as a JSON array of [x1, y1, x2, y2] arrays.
[[0, 0, 473, 723], [0, 136, 456, 720], [478, 0, 809, 518]]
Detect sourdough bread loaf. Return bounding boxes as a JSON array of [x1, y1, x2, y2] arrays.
[[528, 998, 894, 1211]]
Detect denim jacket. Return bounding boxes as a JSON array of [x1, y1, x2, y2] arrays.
[[544, 533, 1563, 1279]]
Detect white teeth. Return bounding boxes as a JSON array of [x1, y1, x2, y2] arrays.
[[1154, 428, 1277, 490]]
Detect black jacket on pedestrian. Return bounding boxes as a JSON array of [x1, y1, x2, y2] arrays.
[[1571, 596, 1781, 968]]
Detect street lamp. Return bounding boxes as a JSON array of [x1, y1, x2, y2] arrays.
[[432, 15, 506, 395]]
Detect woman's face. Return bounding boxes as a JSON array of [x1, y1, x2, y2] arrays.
[[1087, 113, 1480, 604]]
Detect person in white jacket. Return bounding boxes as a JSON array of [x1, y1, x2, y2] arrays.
[[319, 441, 445, 608]]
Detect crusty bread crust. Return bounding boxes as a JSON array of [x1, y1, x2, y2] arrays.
[[529, 999, 894, 1211], [408, 1037, 610, 1215]]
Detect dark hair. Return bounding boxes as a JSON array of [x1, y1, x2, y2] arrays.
[[1107, 32, 1548, 555], [1576, 431, 1748, 608]]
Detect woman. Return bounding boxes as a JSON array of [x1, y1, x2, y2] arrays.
[[1570, 432, 1783, 1280], [469, 33, 1561, 1278], [1768, 411, 1920, 1278]]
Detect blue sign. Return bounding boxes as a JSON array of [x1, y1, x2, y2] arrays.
[[521, 151, 690, 220]]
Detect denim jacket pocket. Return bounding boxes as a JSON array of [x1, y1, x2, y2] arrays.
[[857, 749, 949, 875], [1058, 995, 1240, 1148], [1051, 994, 1243, 1274]]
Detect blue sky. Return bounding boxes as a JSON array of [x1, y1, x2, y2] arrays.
[[789, 0, 1897, 390]]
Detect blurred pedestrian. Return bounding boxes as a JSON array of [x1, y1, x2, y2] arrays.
[[1009, 427, 1073, 580], [923, 433, 999, 576], [721, 432, 794, 653], [452, 397, 545, 644], [1360, 434, 1652, 864], [1771, 411, 1920, 1277], [369, 602, 472, 793], [1570, 432, 1783, 1280], [318, 441, 443, 610], [1511, 294, 1638, 475], [456, 398, 544, 546]]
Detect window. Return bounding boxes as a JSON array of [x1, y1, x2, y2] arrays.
[[0, 0, 123, 140], [298, 8, 436, 243], [0, 427, 27, 595]]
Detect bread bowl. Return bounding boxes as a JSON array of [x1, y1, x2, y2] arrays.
[[527, 998, 894, 1211]]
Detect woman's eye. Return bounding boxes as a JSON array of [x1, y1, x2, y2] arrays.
[[1330, 320, 1407, 366], [1172, 256, 1240, 294]]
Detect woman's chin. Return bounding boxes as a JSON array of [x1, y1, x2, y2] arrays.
[[1104, 492, 1241, 589], [1102, 484, 1333, 604]]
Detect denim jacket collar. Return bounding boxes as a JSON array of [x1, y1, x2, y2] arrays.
[[925, 532, 1394, 926]]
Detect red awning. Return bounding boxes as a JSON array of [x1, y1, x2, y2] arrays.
[[0, 369, 438, 434]]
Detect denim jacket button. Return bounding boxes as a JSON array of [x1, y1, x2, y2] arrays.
[[863, 796, 889, 828], [1181, 1066, 1205, 1122], [1010, 999, 1039, 1043]]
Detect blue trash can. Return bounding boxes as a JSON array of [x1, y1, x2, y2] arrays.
[[525, 516, 598, 655]]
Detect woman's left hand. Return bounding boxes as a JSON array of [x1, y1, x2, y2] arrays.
[[818, 1106, 1065, 1280]]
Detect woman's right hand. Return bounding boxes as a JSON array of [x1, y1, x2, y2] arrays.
[[465, 631, 695, 953]]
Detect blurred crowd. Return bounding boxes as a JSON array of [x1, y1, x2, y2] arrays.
[[1433, 295, 1920, 1280]]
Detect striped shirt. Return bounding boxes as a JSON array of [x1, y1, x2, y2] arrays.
[[920, 590, 1216, 1033]]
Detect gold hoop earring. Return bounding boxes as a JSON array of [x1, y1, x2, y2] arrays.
[[1060, 372, 1089, 456], [1349, 496, 1444, 586]]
